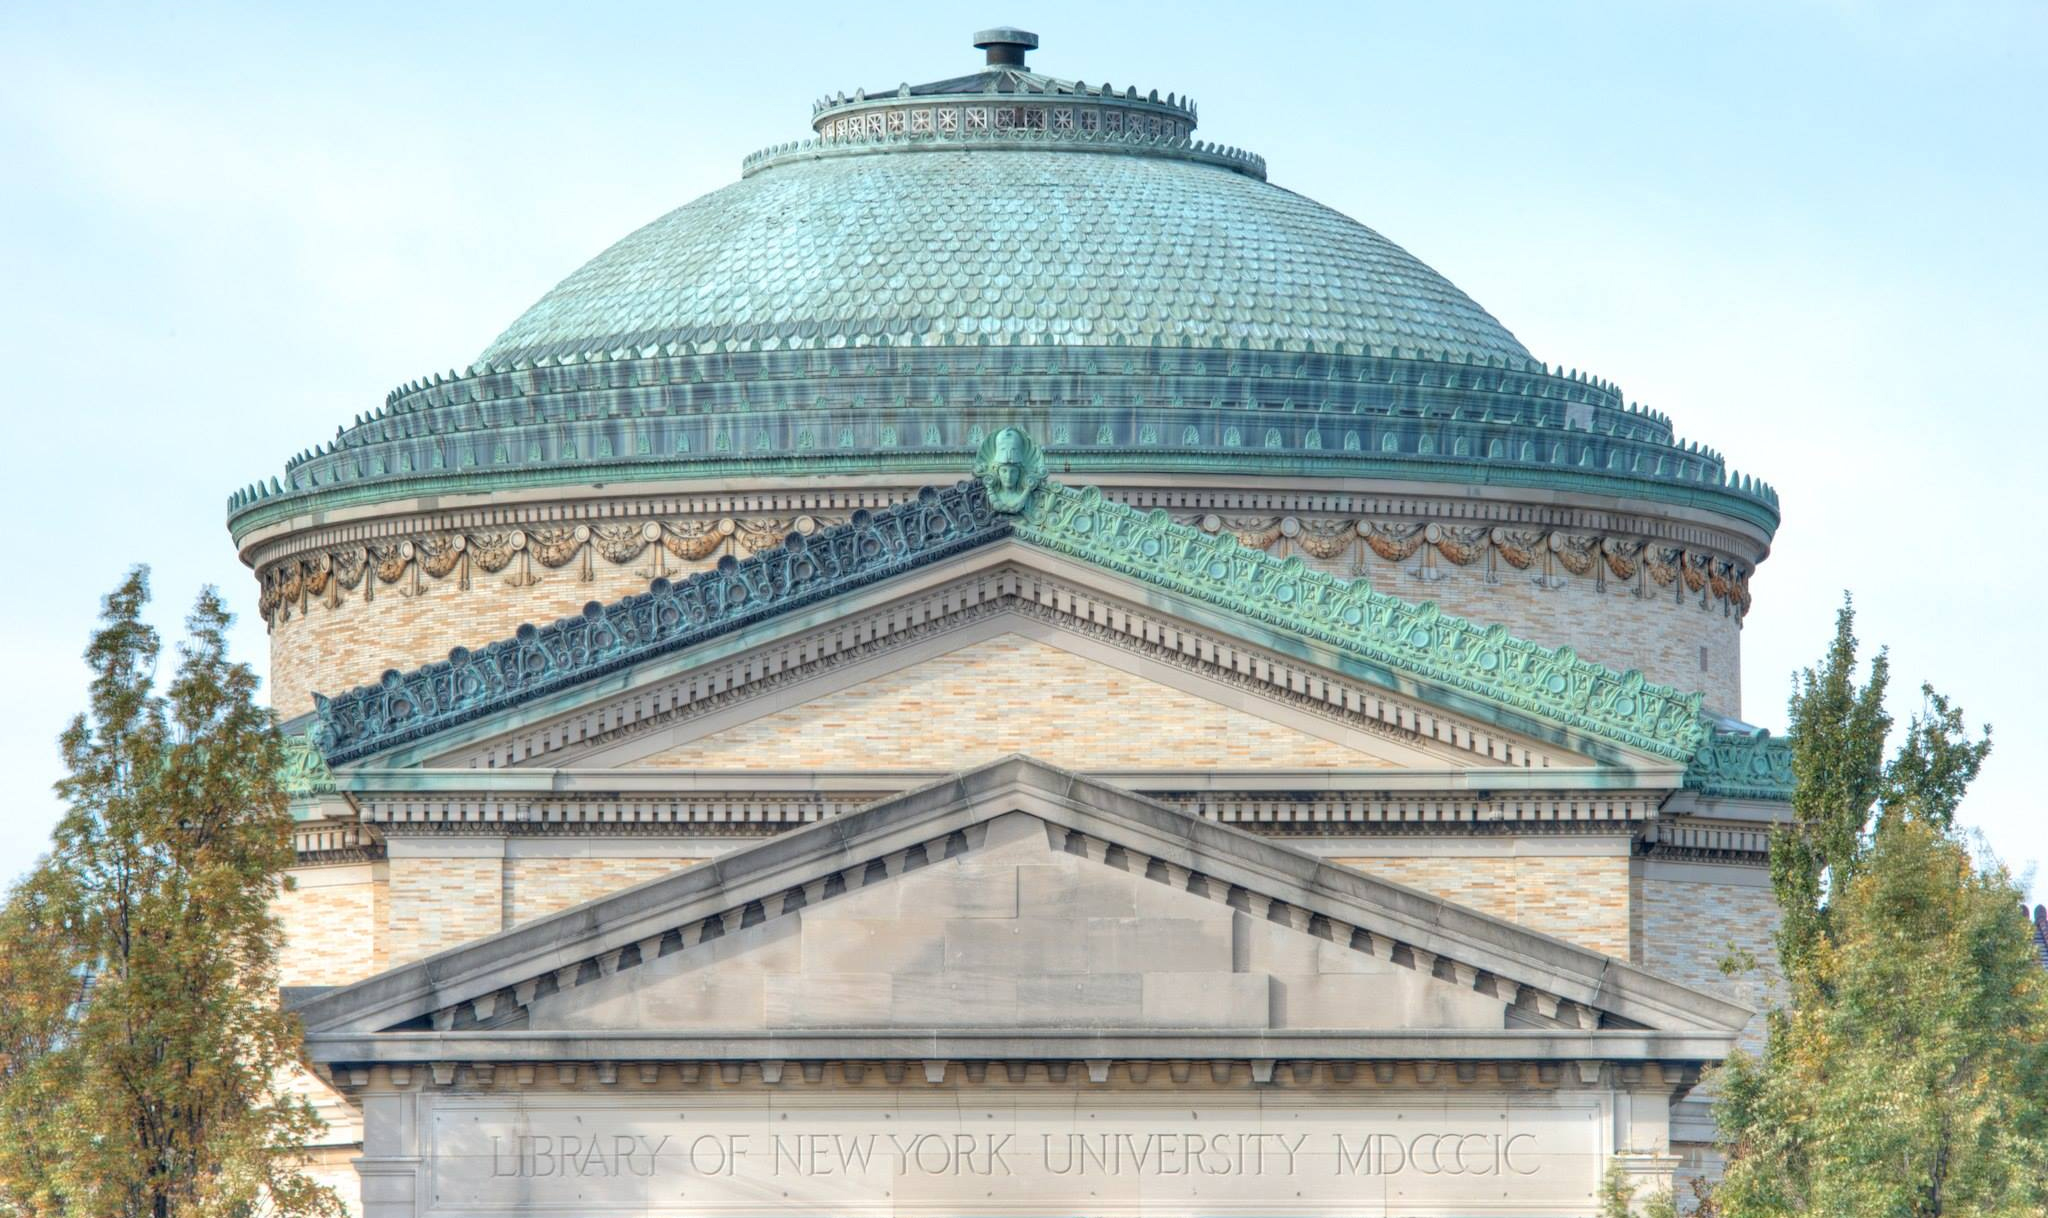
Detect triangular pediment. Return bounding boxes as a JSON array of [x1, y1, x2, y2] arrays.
[[345, 549, 1631, 780], [293, 756, 1748, 1061], [303, 473, 1710, 782], [517, 810, 1503, 1035], [577, 624, 1449, 774]]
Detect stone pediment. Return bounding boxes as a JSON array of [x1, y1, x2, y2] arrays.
[[518, 810, 1505, 1036], [347, 549, 1638, 783], [306, 467, 1713, 781], [294, 756, 1747, 1064]]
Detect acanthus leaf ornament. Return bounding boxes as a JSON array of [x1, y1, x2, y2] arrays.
[[312, 480, 1009, 764], [1010, 480, 1709, 761]]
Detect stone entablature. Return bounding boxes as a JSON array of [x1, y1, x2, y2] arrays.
[[293, 758, 1745, 1215]]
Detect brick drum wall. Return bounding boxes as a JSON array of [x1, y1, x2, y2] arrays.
[[260, 508, 1746, 719], [385, 856, 505, 967], [1291, 538, 1745, 716], [1332, 854, 1635, 957], [644, 633, 1395, 771], [267, 551, 724, 717]]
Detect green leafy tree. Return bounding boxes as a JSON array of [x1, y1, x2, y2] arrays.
[[0, 569, 339, 1218], [1713, 598, 2048, 1216]]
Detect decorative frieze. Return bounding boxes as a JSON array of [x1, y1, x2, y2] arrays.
[[311, 482, 1005, 764], [257, 506, 1752, 627]]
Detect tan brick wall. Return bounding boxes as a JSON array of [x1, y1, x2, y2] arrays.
[[643, 633, 1394, 771], [1333, 854, 1634, 957], [262, 510, 1747, 718], [385, 855, 504, 966], [504, 857, 699, 926], [1637, 871, 1780, 1055], [1296, 539, 1745, 716], [267, 550, 725, 717], [275, 864, 386, 986]]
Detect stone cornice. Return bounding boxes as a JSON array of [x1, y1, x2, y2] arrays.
[[312, 481, 1006, 765], [1013, 481, 1707, 761], [308, 1037, 1728, 1078], [309, 469, 1717, 770], [352, 789, 1663, 834]]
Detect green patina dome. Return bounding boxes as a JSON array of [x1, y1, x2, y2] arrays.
[[226, 30, 1780, 542], [478, 148, 1531, 368]]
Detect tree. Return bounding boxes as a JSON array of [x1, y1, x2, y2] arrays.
[[0, 569, 338, 1218], [1713, 598, 2048, 1216]]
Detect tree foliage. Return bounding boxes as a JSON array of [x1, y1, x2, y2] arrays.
[[0, 569, 339, 1218], [1714, 598, 2048, 1217]]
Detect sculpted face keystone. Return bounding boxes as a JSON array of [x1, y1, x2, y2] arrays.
[[973, 426, 1047, 514]]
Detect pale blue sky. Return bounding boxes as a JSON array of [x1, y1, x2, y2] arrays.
[[1, 1, 2042, 898]]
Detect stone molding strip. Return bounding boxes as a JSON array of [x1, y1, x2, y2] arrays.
[[351, 790, 1659, 834], [318, 1055, 1699, 1093]]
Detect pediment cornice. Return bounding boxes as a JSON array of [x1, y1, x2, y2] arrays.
[[421, 558, 1587, 776], [306, 460, 1714, 775], [293, 756, 1749, 1058]]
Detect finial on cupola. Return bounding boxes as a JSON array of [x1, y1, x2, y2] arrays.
[[973, 27, 1038, 68]]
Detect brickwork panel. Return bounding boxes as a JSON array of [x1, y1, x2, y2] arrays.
[[504, 858, 701, 927], [1332, 854, 1633, 957], [1638, 873, 1780, 1055], [274, 866, 385, 987], [386, 855, 504, 967], [268, 551, 723, 717], [642, 634, 1394, 771], [1312, 541, 1745, 716]]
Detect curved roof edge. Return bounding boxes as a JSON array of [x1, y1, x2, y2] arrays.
[[227, 346, 1777, 544]]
